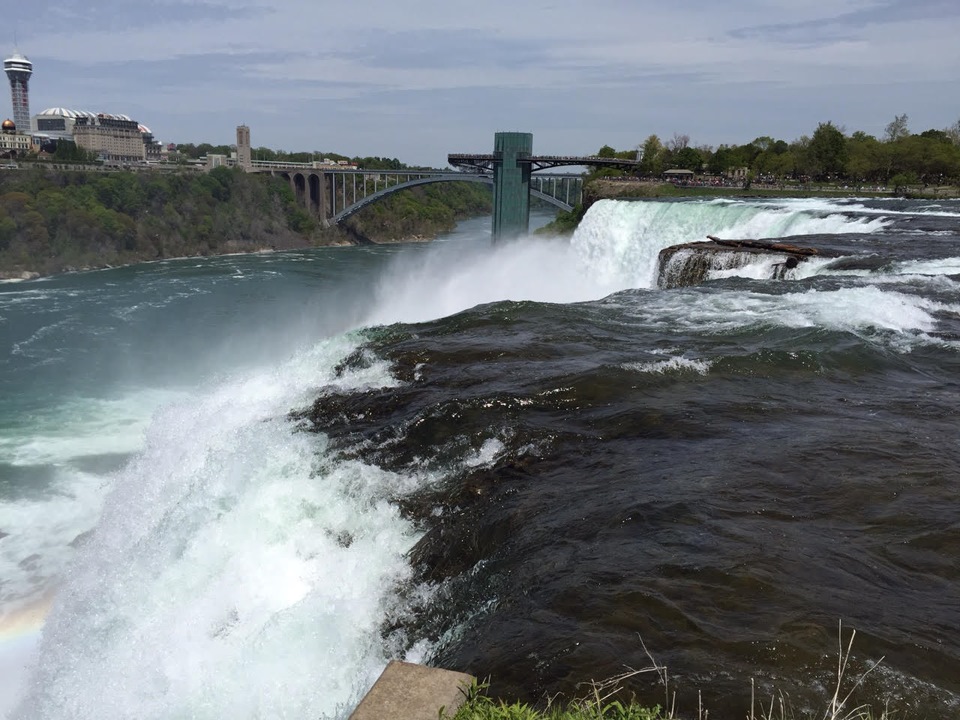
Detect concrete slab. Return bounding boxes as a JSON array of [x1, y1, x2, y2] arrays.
[[349, 661, 475, 720]]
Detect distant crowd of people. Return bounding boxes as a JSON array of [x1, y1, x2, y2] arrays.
[[601, 174, 894, 192]]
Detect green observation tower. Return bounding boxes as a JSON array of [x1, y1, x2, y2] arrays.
[[492, 132, 533, 242]]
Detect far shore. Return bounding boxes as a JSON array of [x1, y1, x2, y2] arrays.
[[4, 187, 957, 282], [0, 235, 432, 282], [587, 177, 960, 200]]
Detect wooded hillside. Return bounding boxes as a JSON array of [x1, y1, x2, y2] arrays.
[[0, 167, 493, 277]]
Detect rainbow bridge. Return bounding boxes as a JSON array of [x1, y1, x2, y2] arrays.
[[248, 132, 640, 241]]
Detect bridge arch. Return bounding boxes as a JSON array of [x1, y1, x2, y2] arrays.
[[308, 173, 323, 215], [292, 172, 306, 205], [332, 174, 572, 224]]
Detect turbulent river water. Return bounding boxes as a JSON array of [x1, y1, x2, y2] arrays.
[[1, 198, 958, 719]]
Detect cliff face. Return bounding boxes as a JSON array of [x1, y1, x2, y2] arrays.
[[0, 168, 493, 277]]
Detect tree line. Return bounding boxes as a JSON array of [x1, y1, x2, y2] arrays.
[[596, 114, 960, 189], [0, 166, 493, 276], [0, 167, 321, 275]]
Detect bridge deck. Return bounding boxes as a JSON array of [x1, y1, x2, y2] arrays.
[[448, 153, 640, 171]]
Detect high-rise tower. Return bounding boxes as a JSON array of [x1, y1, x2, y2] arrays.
[[4, 50, 32, 133]]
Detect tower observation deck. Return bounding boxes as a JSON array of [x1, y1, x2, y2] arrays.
[[4, 50, 33, 133]]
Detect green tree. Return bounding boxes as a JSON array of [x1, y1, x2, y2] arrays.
[[674, 146, 703, 172], [52, 141, 96, 163], [596, 145, 617, 158], [0, 213, 16, 251], [846, 132, 882, 183], [890, 171, 918, 194], [639, 135, 664, 175], [807, 122, 848, 180]]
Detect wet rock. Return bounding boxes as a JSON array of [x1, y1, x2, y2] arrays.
[[657, 236, 837, 288], [0, 270, 39, 281]]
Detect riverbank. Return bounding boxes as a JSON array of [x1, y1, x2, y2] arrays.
[[0, 168, 492, 280]]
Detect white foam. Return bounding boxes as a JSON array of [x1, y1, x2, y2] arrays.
[[13, 335, 431, 719], [5, 200, 955, 717], [0, 469, 106, 609], [640, 285, 955, 349], [0, 388, 185, 467], [363, 234, 620, 325], [623, 356, 712, 375], [464, 438, 506, 468], [836, 199, 960, 218], [10, 319, 73, 359], [890, 257, 960, 277], [0, 633, 39, 718], [571, 199, 890, 291]]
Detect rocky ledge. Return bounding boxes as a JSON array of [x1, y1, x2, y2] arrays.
[[657, 236, 836, 289]]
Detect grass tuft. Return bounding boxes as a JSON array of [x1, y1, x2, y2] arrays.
[[447, 622, 898, 720]]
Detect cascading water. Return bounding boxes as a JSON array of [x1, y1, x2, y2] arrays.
[[570, 198, 890, 289], [3, 199, 959, 719], [655, 246, 780, 288]]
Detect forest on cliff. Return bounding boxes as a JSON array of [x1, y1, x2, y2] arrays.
[[0, 167, 492, 277]]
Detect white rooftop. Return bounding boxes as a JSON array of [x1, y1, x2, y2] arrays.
[[37, 108, 134, 122], [4, 50, 32, 67]]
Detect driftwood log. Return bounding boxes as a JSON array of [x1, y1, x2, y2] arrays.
[[656, 236, 839, 288], [705, 235, 835, 258]]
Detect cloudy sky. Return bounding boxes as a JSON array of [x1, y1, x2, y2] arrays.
[[6, 0, 960, 166]]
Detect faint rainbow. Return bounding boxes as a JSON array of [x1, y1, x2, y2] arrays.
[[0, 593, 53, 645]]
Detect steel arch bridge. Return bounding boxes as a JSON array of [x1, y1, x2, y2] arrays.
[[331, 173, 581, 223], [242, 132, 640, 240], [250, 167, 584, 227]]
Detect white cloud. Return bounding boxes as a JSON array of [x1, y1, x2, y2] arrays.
[[8, 0, 959, 165]]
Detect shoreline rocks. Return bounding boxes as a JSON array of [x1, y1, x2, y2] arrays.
[[0, 270, 40, 281]]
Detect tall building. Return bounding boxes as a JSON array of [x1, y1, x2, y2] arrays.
[[73, 113, 146, 163], [236, 124, 251, 170], [4, 50, 32, 133]]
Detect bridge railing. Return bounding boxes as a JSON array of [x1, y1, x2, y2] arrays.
[[448, 153, 639, 172]]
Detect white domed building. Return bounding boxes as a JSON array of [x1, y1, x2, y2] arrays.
[[33, 108, 157, 163], [32, 107, 100, 140]]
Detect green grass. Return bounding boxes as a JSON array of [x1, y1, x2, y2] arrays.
[[446, 624, 897, 720], [447, 678, 661, 720]]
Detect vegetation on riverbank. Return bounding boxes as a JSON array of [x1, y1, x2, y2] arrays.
[[450, 692, 893, 720], [0, 166, 320, 276], [344, 181, 491, 243], [0, 166, 491, 278], [616, 114, 960, 186], [530, 113, 960, 238], [449, 627, 896, 720]]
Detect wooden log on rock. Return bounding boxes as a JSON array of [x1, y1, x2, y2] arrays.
[[705, 235, 836, 257], [656, 236, 838, 288]]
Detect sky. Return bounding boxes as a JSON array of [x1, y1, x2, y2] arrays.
[[5, 0, 960, 167]]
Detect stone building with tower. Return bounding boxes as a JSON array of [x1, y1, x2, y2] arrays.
[[236, 124, 251, 170]]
